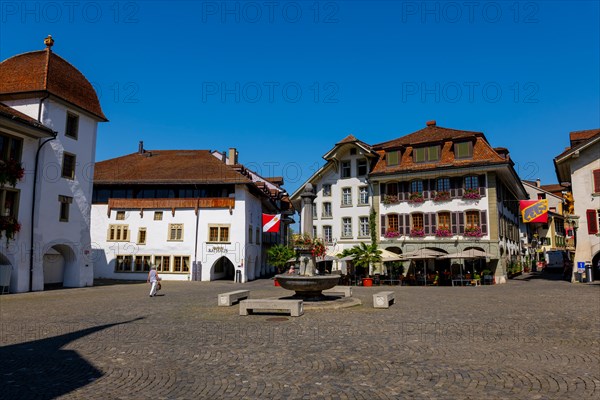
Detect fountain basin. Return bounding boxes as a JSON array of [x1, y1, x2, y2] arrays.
[[274, 274, 340, 300]]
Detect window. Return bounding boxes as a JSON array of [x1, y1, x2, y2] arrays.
[[0, 189, 19, 218], [359, 216, 370, 237], [209, 225, 230, 242], [154, 211, 163, 220], [312, 226, 317, 238], [312, 204, 318, 219], [249, 226, 253, 243], [454, 142, 473, 159], [554, 219, 565, 236], [168, 224, 183, 241], [350, 148, 357, 155], [464, 176, 479, 190], [342, 188, 352, 206], [342, 217, 352, 238], [58, 195, 72, 222], [65, 113, 79, 139], [341, 161, 351, 178], [155, 255, 171, 272], [357, 159, 368, 176], [134, 255, 152, 272], [256, 227, 260, 244], [537, 193, 546, 200], [116, 211, 125, 220], [387, 150, 400, 166], [436, 178, 450, 192], [586, 209, 599, 235], [108, 225, 129, 242], [593, 169, 600, 193], [358, 186, 369, 205], [115, 255, 133, 272], [62, 152, 76, 180], [173, 256, 190, 272], [138, 228, 147, 245], [0, 133, 23, 162], [466, 211, 480, 228], [322, 202, 332, 217], [387, 214, 399, 232], [438, 212, 451, 229], [323, 225, 332, 244], [413, 145, 440, 163], [412, 213, 424, 230], [410, 180, 423, 193], [386, 182, 398, 196], [322, 184, 332, 196]]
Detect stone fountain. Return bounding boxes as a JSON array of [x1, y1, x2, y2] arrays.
[[275, 183, 339, 300]]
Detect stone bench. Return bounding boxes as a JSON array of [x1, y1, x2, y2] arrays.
[[373, 291, 395, 309], [323, 286, 352, 297], [239, 299, 303, 317], [218, 290, 250, 306]]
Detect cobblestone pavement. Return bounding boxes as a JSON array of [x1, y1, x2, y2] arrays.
[[0, 274, 598, 399]]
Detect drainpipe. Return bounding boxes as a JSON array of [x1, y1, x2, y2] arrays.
[[29, 95, 56, 292], [193, 205, 200, 281]]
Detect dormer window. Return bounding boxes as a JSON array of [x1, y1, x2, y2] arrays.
[[454, 141, 473, 159], [357, 159, 368, 176], [341, 161, 351, 178], [387, 150, 400, 166], [350, 148, 357, 155], [413, 145, 440, 163], [66, 112, 79, 140]]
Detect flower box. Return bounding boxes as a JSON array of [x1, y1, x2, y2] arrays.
[[0, 216, 21, 241], [433, 191, 451, 202], [408, 192, 424, 204], [0, 159, 25, 187], [409, 228, 425, 237], [383, 194, 399, 205], [462, 188, 481, 200], [384, 230, 401, 238], [291, 234, 327, 258], [435, 228, 452, 237], [464, 226, 483, 237]]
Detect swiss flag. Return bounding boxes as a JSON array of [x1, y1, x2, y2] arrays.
[[262, 214, 281, 233]]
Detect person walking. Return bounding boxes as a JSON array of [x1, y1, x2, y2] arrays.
[[147, 266, 160, 297]]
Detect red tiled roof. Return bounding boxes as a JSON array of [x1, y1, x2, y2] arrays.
[[540, 184, 565, 196], [0, 49, 107, 121], [371, 124, 506, 174], [94, 150, 252, 184], [569, 128, 600, 146], [0, 102, 55, 134]]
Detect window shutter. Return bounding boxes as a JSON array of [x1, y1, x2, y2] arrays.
[[380, 183, 386, 196], [593, 169, 600, 193], [398, 214, 405, 235], [451, 213, 457, 234], [587, 209, 598, 234], [478, 175, 486, 197], [458, 212, 465, 234], [381, 215, 386, 235], [430, 213, 437, 234], [424, 213, 430, 234], [480, 210, 488, 235], [404, 214, 411, 234], [423, 180, 430, 199]]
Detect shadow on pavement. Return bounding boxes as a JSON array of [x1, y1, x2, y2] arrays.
[[0, 317, 144, 399]]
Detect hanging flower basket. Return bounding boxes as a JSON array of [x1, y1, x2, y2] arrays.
[[0, 216, 21, 241], [291, 234, 327, 258], [0, 159, 25, 187], [383, 194, 399, 205], [433, 191, 451, 202], [464, 226, 483, 237], [409, 228, 425, 237], [384, 230, 401, 238], [435, 228, 452, 237], [462, 188, 481, 200], [408, 192, 424, 204]]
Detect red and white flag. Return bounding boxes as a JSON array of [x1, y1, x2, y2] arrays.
[[262, 213, 281, 233]]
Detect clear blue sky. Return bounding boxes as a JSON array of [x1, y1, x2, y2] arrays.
[[1, 1, 599, 194]]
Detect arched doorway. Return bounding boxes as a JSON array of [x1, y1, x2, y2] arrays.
[[43, 244, 77, 289], [211, 256, 235, 281], [592, 251, 600, 282]]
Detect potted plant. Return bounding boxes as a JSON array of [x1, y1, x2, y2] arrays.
[[267, 244, 296, 285], [384, 230, 401, 239], [462, 188, 481, 200], [464, 226, 483, 237], [409, 228, 425, 238], [0, 159, 25, 187], [0, 216, 21, 242], [351, 243, 382, 286], [435, 227, 452, 237], [383, 194, 399, 205]]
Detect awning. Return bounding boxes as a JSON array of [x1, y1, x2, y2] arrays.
[[439, 249, 496, 259], [379, 248, 403, 262], [401, 248, 447, 259]]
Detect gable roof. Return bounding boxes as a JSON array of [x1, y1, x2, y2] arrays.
[[374, 124, 485, 149], [94, 150, 252, 185], [0, 48, 107, 121], [0, 102, 55, 136]]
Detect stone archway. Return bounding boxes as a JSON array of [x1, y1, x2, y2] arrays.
[[592, 251, 600, 282], [210, 256, 235, 281], [43, 244, 77, 289]]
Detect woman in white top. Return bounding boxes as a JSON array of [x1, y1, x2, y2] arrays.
[[147, 266, 160, 297]]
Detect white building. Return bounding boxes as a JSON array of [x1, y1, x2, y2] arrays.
[[91, 146, 292, 282], [554, 128, 600, 281], [0, 36, 106, 292]]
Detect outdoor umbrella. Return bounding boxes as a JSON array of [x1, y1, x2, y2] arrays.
[[400, 248, 445, 285]]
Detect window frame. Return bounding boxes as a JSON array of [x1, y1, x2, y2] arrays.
[[387, 150, 400, 166], [357, 159, 368, 176], [322, 184, 332, 197], [115, 255, 133, 272], [168, 223, 184, 241], [134, 255, 152, 272], [413, 145, 440, 163], [108, 224, 129, 242], [412, 213, 424, 230], [323, 225, 333, 244], [464, 175, 479, 190], [387, 214, 399, 232], [116, 211, 126, 220], [137, 227, 147, 245], [436, 177, 451, 192], [0, 133, 24, 162], [173, 255, 190, 273], [359, 216, 370, 238], [154, 211, 163, 221], [341, 161, 351, 178], [208, 224, 230, 243], [358, 186, 369, 205], [0, 189, 19, 218], [65, 112, 79, 140], [322, 202, 332, 218], [466, 210, 480, 228], [341, 217, 352, 238], [61, 152, 76, 180], [154, 255, 171, 272], [410, 180, 424, 193], [454, 141, 473, 159], [437, 212, 451, 230], [58, 195, 72, 222], [341, 187, 352, 207]]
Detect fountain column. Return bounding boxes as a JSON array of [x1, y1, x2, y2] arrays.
[[299, 184, 317, 275]]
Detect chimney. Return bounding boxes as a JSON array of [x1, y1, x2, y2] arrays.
[[426, 120, 436, 127], [227, 148, 238, 165], [138, 141, 144, 154], [536, 178, 541, 188]]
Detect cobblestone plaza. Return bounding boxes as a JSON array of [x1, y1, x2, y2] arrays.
[[1, 276, 598, 399]]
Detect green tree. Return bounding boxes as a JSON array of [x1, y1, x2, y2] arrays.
[[267, 244, 296, 274], [352, 242, 382, 276], [369, 207, 377, 245]]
